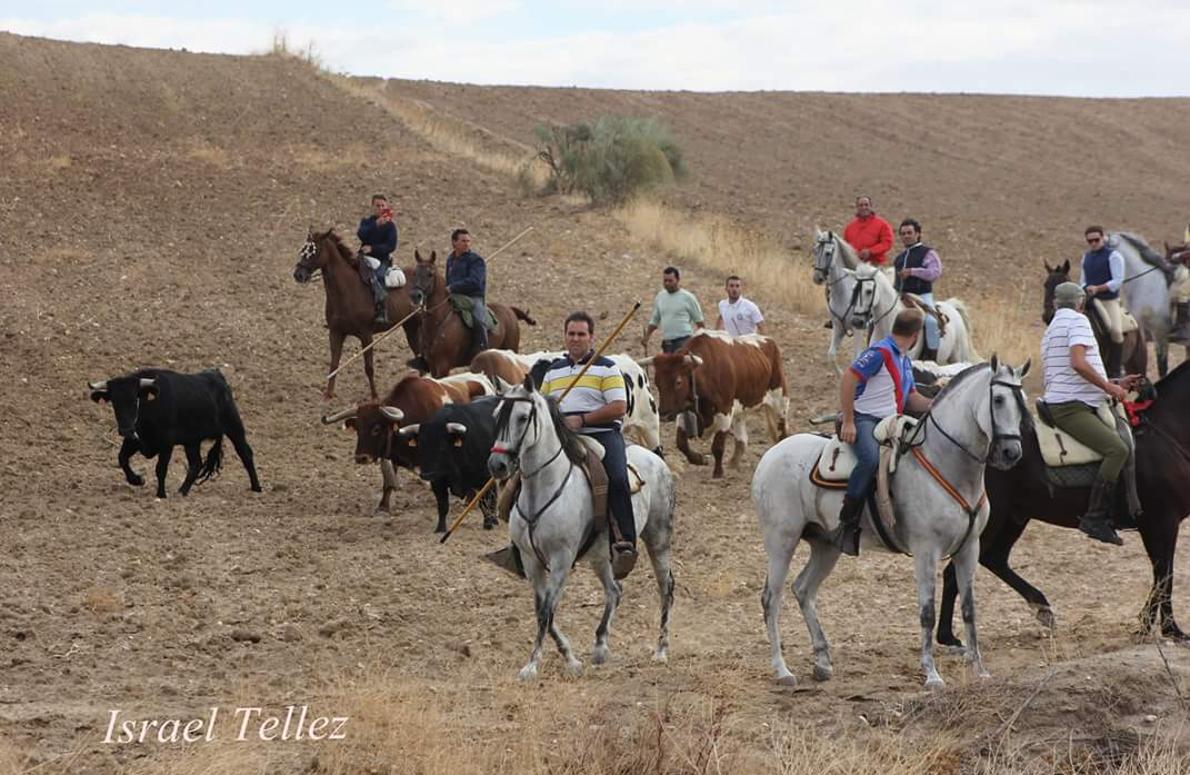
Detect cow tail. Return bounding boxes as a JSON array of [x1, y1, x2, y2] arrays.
[[197, 437, 224, 484], [512, 307, 537, 325]]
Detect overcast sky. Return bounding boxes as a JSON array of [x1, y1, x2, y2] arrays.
[[3, 1, 1188, 95]]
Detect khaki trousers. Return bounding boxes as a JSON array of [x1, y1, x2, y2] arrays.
[[1090, 297, 1124, 343]]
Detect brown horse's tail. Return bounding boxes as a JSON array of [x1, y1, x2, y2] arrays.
[[512, 307, 537, 325]]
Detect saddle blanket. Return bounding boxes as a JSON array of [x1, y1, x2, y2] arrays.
[[1035, 402, 1128, 468], [811, 415, 919, 487]]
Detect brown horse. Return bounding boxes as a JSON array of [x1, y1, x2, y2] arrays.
[[409, 250, 536, 377], [1042, 259, 1147, 377], [938, 361, 1190, 646], [293, 230, 421, 400]]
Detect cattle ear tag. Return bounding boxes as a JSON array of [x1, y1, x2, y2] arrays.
[[408, 438, 418, 447], [452, 437, 464, 447], [145, 392, 156, 402]]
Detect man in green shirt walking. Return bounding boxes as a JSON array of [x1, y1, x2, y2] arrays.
[[642, 266, 705, 353]]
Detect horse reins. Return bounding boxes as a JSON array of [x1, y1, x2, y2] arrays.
[[898, 371, 1025, 557]]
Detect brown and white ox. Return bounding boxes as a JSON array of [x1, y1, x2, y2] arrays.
[[321, 371, 494, 515], [641, 331, 788, 478]]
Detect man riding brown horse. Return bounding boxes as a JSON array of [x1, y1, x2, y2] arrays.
[[357, 195, 398, 325]]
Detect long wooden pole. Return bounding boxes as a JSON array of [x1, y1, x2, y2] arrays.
[[323, 225, 536, 385], [439, 300, 643, 544]]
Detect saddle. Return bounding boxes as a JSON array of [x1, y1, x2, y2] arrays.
[[1034, 400, 1129, 468], [448, 294, 497, 332], [1085, 298, 1139, 335], [496, 439, 645, 527], [810, 415, 919, 487], [901, 293, 948, 337]]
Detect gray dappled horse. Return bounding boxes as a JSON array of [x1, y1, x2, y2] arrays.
[[1111, 232, 1182, 376], [487, 380, 676, 681], [850, 261, 979, 365], [754, 358, 1029, 689]]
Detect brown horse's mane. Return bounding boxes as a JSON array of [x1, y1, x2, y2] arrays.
[[317, 229, 359, 267]]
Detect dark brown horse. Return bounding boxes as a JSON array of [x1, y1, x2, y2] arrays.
[[1042, 259, 1147, 377], [409, 250, 535, 378], [938, 360, 1190, 646], [293, 230, 421, 400]]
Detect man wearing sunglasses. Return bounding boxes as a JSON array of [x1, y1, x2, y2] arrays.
[[1079, 225, 1126, 377]]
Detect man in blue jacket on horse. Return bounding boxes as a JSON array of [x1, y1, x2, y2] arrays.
[[445, 228, 490, 356], [357, 194, 398, 325]]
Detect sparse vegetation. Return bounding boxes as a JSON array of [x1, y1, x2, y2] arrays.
[[534, 116, 688, 204], [264, 30, 325, 70], [618, 199, 821, 316]]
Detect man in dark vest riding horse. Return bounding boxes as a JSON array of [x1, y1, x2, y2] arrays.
[[357, 194, 398, 325], [1079, 225, 1125, 377], [445, 228, 490, 356], [893, 218, 944, 362]]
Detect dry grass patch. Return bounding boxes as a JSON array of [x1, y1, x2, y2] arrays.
[[184, 142, 232, 169], [333, 76, 549, 188], [82, 585, 123, 615], [617, 199, 820, 317]]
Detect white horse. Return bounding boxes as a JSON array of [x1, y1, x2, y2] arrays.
[[1110, 232, 1181, 376], [851, 261, 979, 364], [487, 380, 676, 681], [754, 358, 1029, 689], [811, 229, 869, 371]]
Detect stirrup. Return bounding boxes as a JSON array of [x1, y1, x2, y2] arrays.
[[611, 543, 637, 580], [1078, 516, 1123, 546]]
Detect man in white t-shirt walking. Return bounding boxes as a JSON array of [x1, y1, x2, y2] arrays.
[[715, 275, 765, 336], [1041, 282, 1142, 546]]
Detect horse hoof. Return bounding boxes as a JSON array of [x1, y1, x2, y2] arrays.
[[812, 664, 833, 682], [942, 644, 967, 657], [564, 660, 584, 678], [924, 677, 945, 691], [1035, 606, 1056, 629], [976, 669, 992, 680], [592, 646, 610, 665], [775, 674, 797, 688], [651, 648, 668, 664], [127, 475, 144, 487], [517, 665, 539, 682]]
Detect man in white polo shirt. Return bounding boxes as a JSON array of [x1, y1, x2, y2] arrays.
[[716, 275, 765, 336], [1041, 281, 1142, 546]]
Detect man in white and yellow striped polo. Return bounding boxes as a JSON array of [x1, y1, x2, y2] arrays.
[[541, 311, 636, 578]]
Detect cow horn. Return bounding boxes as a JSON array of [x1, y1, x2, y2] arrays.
[[635, 356, 655, 367], [321, 407, 358, 425], [88, 380, 108, 391], [139, 378, 157, 389], [684, 354, 704, 367], [379, 406, 405, 423], [446, 422, 468, 435], [397, 423, 421, 437]]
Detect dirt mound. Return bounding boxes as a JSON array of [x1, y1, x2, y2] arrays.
[[0, 32, 1187, 773]]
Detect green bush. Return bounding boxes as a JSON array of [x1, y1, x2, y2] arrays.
[[533, 116, 688, 203]]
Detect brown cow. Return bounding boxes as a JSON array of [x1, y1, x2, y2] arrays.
[[321, 371, 495, 514], [641, 331, 788, 478]]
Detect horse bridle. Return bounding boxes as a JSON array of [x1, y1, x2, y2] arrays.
[[491, 395, 567, 479], [850, 272, 897, 334], [912, 370, 1026, 464]]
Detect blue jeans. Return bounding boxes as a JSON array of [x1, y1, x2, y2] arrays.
[[845, 412, 881, 499], [662, 336, 690, 353], [918, 292, 939, 349]]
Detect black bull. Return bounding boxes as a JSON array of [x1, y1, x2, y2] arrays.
[[938, 361, 1190, 645], [401, 398, 500, 533], [88, 368, 262, 498]]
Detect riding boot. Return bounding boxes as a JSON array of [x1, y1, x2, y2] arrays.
[[484, 544, 526, 579], [371, 273, 389, 325], [1079, 478, 1124, 546], [1104, 340, 1123, 379], [1114, 453, 1143, 529], [827, 494, 865, 557], [1172, 302, 1190, 343], [374, 300, 389, 325], [610, 508, 638, 580]]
